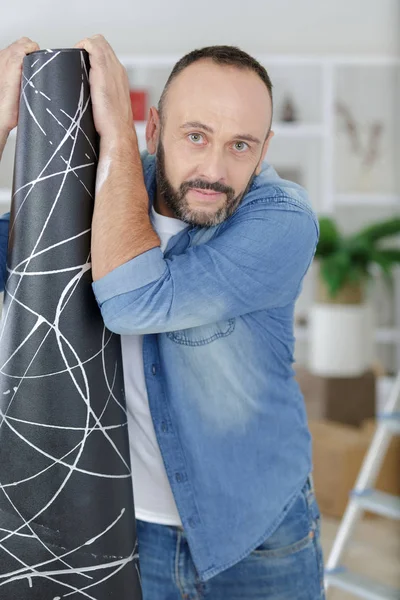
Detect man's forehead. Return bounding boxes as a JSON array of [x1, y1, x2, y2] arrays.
[[168, 59, 268, 97], [165, 60, 271, 133]]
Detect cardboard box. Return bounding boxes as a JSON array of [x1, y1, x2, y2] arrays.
[[309, 418, 400, 518], [296, 366, 376, 427], [309, 419, 368, 517], [362, 419, 400, 498]]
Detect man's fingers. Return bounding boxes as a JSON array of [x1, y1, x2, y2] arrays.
[[74, 35, 117, 63], [27, 41, 40, 52], [8, 38, 40, 57], [74, 35, 105, 49], [13, 37, 34, 46], [24, 41, 40, 54], [12, 37, 39, 50], [0, 36, 40, 133]]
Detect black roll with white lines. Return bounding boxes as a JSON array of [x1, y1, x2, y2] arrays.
[[0, 48, 141, 599]]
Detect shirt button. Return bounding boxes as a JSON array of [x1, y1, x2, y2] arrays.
[[161, 422, 168, 433], [151, 365, 157, 375], [188, 517, 197, 529], [175, 472, 182, 483]]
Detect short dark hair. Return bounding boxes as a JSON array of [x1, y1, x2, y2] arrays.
[[158, 45, 273, 129]]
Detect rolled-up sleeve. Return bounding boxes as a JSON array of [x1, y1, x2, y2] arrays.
[[92, 201, 319, 335], [0, 213, 10, 292]]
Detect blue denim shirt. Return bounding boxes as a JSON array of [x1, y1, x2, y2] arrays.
[[0, 151, 319, 582]]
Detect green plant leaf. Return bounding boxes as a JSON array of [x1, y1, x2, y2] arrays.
[[320, 251, 351, 296], [315, 217, 341, 258], [373, 249, 400, 263], [357, 218, 400, 243], [315, 216, 400, 296], [341, 236, 372, 269]]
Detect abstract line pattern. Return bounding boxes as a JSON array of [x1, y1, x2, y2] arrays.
[[0, 49, 141, 599]]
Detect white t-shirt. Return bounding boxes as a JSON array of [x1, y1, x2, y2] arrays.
[[121, 205, 188, 526]]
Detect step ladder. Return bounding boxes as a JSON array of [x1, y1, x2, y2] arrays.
[[324, 371, 400, 600]]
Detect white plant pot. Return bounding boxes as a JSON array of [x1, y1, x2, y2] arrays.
[[308, 302, 375, 377]]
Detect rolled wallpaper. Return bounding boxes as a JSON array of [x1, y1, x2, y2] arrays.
[[0, 49, 141, 599]]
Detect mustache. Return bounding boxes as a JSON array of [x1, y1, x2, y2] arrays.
[[180, 179, 234, 197]]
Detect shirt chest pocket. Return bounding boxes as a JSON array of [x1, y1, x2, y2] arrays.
[[166, 318, 236, 346]]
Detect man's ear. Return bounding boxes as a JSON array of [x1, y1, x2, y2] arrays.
[[146, 107, 161, 154], [255, 130, 274, 175]]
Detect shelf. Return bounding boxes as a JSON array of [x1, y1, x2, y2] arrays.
[[375, 328, 400, 343], [295, 325, 400, 344], [272, 123, 325, 138], [351, 489, 400, 520], [336, 193, 400, 206]]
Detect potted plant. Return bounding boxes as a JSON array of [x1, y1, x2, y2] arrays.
[[308, 215, 400, 377]]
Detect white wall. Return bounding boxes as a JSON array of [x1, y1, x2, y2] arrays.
[[1, 0, 398, 57]]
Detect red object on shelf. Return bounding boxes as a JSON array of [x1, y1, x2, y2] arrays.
[[130, 89, 147, 121]]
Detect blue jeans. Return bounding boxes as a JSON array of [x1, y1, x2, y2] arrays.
[[136, 476, 326, 599]]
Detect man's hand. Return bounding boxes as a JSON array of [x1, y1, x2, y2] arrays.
[[74, 35, 134, 141], [0, 37, 40, 134], [0, 37, 40, 159]]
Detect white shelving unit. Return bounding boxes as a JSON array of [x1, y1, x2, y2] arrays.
[[295, 324, 400, 344], [0, 53, 399, 368], [336, 193, 400, 206]]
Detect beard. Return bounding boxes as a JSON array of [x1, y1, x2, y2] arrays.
[[155, 140, 256, 227]]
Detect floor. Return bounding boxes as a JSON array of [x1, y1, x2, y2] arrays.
[[320, 513, 400, 599]]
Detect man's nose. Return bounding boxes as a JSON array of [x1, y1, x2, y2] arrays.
[[197, 147, 228, 184]]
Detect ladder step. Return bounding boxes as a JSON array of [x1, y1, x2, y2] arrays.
[[378, 414, 400, 435], [325, 569, 400, 600], [351, 489, 400, 520]]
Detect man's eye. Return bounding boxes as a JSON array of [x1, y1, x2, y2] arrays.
[[189, 133, 203, 144], [234, 141, 249, 152]]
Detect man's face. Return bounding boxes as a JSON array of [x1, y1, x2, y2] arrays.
[[153, 60, 273, 227]]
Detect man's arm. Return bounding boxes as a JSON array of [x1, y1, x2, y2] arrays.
[[92, 202, 319, 335], [73, 35, 160, 282], [91, 131, 160, 281]]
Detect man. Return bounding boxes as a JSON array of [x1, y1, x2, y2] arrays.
[[0, 36, 324, 599]]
